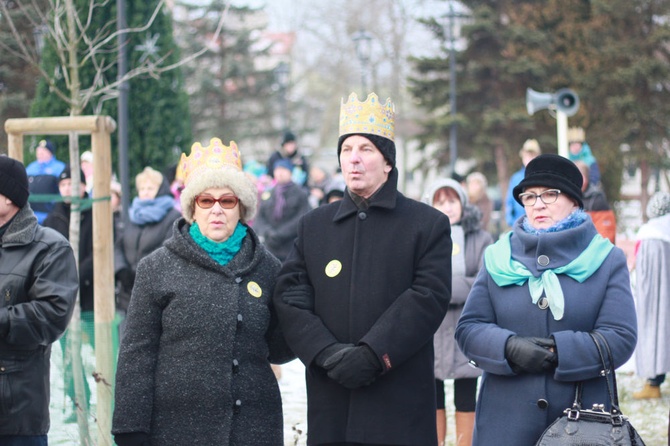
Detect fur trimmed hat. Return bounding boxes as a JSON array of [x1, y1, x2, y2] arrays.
[[178, 139, 258, 224], [0, 156, 29, 208], [513, 154, 584, 208], [180, 168, 257, 224], [646, 191, 670, 219]]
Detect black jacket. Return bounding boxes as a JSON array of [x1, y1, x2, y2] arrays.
[[0, 205, 78, 435], [273, 169, 452, 445]]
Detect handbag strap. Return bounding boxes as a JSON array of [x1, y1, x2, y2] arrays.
[[589, 331, 622, 414]]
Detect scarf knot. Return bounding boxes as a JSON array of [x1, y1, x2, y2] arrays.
[[484, 231, 613, 320]]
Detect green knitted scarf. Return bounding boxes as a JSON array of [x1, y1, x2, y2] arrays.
[[189, 221, 248, 266]]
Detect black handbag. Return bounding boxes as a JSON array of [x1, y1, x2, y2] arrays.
[[535, 331, 646, 446]]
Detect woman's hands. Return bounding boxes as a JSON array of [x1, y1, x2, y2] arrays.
[[505, 336, 557, 374]]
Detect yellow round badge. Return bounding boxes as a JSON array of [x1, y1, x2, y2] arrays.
[[325, 260, 342, 278], [452, 243, 461, 256], [261, 191, 271, 201], [247, 281, 262, 298]]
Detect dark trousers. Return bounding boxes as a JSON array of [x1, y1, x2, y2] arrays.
[[0, 436, 48, 446]]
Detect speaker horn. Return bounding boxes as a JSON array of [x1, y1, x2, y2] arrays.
[[554, 88, 580, 117], [526, 88, 580, 117], [526, 88, 554, 115]]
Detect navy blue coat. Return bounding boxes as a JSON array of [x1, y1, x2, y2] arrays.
[[274, 169, 452, 446], [455, 217, 637, 446]]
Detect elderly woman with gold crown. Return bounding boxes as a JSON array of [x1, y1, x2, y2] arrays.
[[112, 138, 294, 446]]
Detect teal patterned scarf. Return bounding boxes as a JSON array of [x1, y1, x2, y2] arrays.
[[189, 221, 248, 266]]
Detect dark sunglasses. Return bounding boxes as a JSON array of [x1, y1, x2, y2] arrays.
[[195, 194, 239, 209]]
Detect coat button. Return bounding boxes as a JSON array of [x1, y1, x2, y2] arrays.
[[233, 399, 242, 413], [237, 314, 243, 327], [537, 255, 550, 266], [537, 399, 549, 409], [538, 297, 549, 310], [358, 212, 367, 220], [232, 359, 239, 373], [468, 360, 479, 368], [235, 277, 243, 284], [0, 367, 4, 372]]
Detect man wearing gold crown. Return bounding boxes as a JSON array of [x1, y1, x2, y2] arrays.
[[274, 93, 453, 446]]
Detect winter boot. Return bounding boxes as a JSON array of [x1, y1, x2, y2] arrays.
[[633, 382, 661, 399], [455, 411, 475, 446]]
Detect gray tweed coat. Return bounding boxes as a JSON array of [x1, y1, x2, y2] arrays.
[[112, 219, 294, 445]]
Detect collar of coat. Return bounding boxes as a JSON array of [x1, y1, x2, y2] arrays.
[[333, 168, 398, 222], [484, 231, 613, 320], [2, 204, 38, 247]]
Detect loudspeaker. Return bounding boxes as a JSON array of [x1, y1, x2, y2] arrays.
[[526, 88, 580, 117], [526, 88, 553, 115], [554, 88, 580, 116]]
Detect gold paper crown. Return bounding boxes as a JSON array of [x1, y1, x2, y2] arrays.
[[567, 127, 585, 143], [178, 138, 242, 185], [339, 92, 395, 141]]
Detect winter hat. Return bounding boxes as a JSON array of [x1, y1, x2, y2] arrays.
[[178, 138, 258, 224], [513, 154, 583, 208], [59, 165, 86, 184], [80, 150, 94, 164], [567, 127, 586, 143], [0, 155, 30, 208], [646, 191, 670, 219], [422, 177, 469, 208], [273, 158, 294, 172], [337, 92, 396, 168], [281, 131, 296, 145], [37, 139, 56, 154]]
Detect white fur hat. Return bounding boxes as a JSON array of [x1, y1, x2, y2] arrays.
[[178, 138, 258, 224]]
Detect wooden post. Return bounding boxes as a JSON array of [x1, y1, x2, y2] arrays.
[[4, 115, 116, 445]]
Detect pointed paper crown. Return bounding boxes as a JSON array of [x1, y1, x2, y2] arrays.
[[339, 92, 395, 141], [178, 138, 242, 185]]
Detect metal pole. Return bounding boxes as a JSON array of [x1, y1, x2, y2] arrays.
[[556, 111, 568, 158], [117, 0, 130, 223], [448, 2, 458, 174]]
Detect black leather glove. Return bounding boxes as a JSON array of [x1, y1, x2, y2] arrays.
[[114, 432, 150, 446], [314, 343, 355, 369], [505, 336, 557, 374], [323, 344, 382, 389], [281, 284, 315, 310]]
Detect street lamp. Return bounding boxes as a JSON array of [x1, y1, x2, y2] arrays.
[[274, 61, 290, 131], [351, 28, 373, 93], [444, 1, 470, 175]]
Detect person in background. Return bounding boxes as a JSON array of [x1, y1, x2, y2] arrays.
[[455, 154, 637, 445], [112, 138, 294, 445], [43, 165, 94, 422], [423, 178, 493, 446], [307, 165, 331, 208], [567, 126, 601, 187], [114, 167, 181, 320], [632, 191, 670, 400], [80, 150, 94, 194], [254, 159, 311, 262], [575, 160, 616, 243], [321, 177, 346, 205], [466, 172, 493, 233], [274, 92, 452, 446], [266, 130, 310, 187], [110, 178, 124, 239], [504, 139, 541, 228], [26, 139, 66, 224], [0, 155, 78, 444]]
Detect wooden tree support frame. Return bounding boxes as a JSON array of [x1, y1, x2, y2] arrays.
[[5, 115, 116, 446]]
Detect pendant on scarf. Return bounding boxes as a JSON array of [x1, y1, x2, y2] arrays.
[[538, 296, 549, 310]]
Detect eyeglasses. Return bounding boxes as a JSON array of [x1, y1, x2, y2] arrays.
[[195, 194, 239, 209], [518, 189, 562, 207]]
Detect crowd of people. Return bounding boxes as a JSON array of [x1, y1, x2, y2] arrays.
[[1, 96, 668, 446]]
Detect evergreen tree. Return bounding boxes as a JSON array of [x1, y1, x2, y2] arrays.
[[29, 0, 192, 179], [409, 0, 670, 203], [0, 1, 42, 153], [173, 1, 279, 148]]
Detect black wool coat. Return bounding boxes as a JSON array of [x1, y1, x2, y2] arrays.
[[274, 169, 452, 446], [113, 219, 294, 445]]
